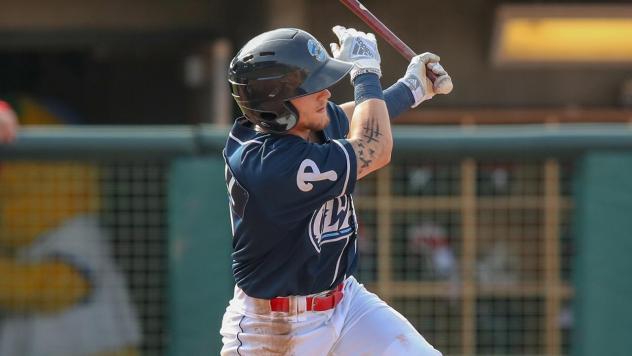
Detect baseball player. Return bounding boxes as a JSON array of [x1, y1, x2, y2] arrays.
[[220, 26, 451, 355]]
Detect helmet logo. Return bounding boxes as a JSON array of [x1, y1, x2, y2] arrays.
[[307, 39, 327, 62]]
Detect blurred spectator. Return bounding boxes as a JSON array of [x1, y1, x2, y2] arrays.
[[407, 222, 460, 302], [0, 100, 18, 144], [407, 221, 459, 282], [476, 240, 520, 285], [408, 166, 433, 193]]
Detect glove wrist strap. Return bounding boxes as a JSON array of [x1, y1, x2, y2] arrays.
[[398, 77, 427, 108], [351, 67, 382, 83]]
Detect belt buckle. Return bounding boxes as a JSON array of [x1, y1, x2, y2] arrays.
[[310, 285, 344, 311], [310, 296, 327, 311], [309, 289, 329, 311]]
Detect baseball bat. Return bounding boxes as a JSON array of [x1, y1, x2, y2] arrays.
[[338, 0, 437, 81]]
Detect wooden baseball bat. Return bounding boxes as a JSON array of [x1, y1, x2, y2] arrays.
[[338, 0, 437, 81]]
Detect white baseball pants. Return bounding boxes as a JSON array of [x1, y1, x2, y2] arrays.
[[220, 276, 442, 356]]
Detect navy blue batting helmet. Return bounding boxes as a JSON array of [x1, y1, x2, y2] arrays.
[[228, 28, 352, 133]]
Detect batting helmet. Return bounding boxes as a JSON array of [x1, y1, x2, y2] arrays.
[[228, 28, 353, 133]]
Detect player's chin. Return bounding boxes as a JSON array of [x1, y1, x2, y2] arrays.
[[304, 111, 330, 131], [316, 112, 330, 129]]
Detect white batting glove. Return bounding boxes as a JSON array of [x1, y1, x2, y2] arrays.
[[398, 52, 453, 108], [330, 25, 381, 82]]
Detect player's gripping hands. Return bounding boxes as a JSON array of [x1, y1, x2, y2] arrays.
[[398, 53, 453, 108], [330, 26, 381, 82]]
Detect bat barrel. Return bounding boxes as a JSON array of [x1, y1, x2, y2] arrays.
[[338, 0, 415, 60], [338, 0, 437, 80]]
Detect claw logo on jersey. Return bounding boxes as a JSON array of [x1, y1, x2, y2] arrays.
[[308, 195, 356, 253]]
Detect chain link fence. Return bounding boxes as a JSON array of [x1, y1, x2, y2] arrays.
[[355, 158, 573, 356]]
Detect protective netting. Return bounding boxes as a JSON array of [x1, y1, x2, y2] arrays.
[[0, 160, 167, 356], [0, 157, 574, 356], [355, 158, 573, 356]]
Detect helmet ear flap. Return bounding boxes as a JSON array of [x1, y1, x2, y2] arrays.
[[284, 101, 299, 121], [268, 101, 298, 132], [247, 103, 298, 133]]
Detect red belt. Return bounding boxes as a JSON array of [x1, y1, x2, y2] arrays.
[[269, 284, 344, 312]]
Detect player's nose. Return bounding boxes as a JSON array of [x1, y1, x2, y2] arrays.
[[318, 89, 331, 101]]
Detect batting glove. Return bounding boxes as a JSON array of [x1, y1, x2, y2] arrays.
[[330, 25, 381, 82], [398, 52, 453, 108]]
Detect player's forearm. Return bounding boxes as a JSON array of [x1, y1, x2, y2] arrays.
[[348, 100, 392, 178], [347, 73, 393, 179]]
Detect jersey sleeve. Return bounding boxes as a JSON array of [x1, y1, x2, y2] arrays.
[[254, 137, 357, 224], [327, 101, 350, 137]]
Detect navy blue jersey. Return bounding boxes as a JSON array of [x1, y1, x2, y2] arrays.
[[223, 102, 358, 298]]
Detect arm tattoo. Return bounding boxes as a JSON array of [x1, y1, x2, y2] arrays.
[[362, 117, 383, 143], [351, 116, 383, 176]]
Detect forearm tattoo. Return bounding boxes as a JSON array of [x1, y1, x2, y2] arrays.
[[351, 116, 383, 176]]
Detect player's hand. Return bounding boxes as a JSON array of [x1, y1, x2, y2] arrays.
[[398, 52, 453, 108], [330, 25, 381, 82]]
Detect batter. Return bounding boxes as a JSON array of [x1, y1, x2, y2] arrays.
[[220, 26, 451, 355]]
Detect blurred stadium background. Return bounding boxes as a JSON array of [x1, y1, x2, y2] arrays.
[[1, 0, 632, 355]]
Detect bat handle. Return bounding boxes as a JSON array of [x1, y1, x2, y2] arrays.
[[390, 35, 438, 82], [426, 66, 438, 82]]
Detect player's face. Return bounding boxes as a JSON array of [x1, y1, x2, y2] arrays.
[[289, 89, 331, 132]]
